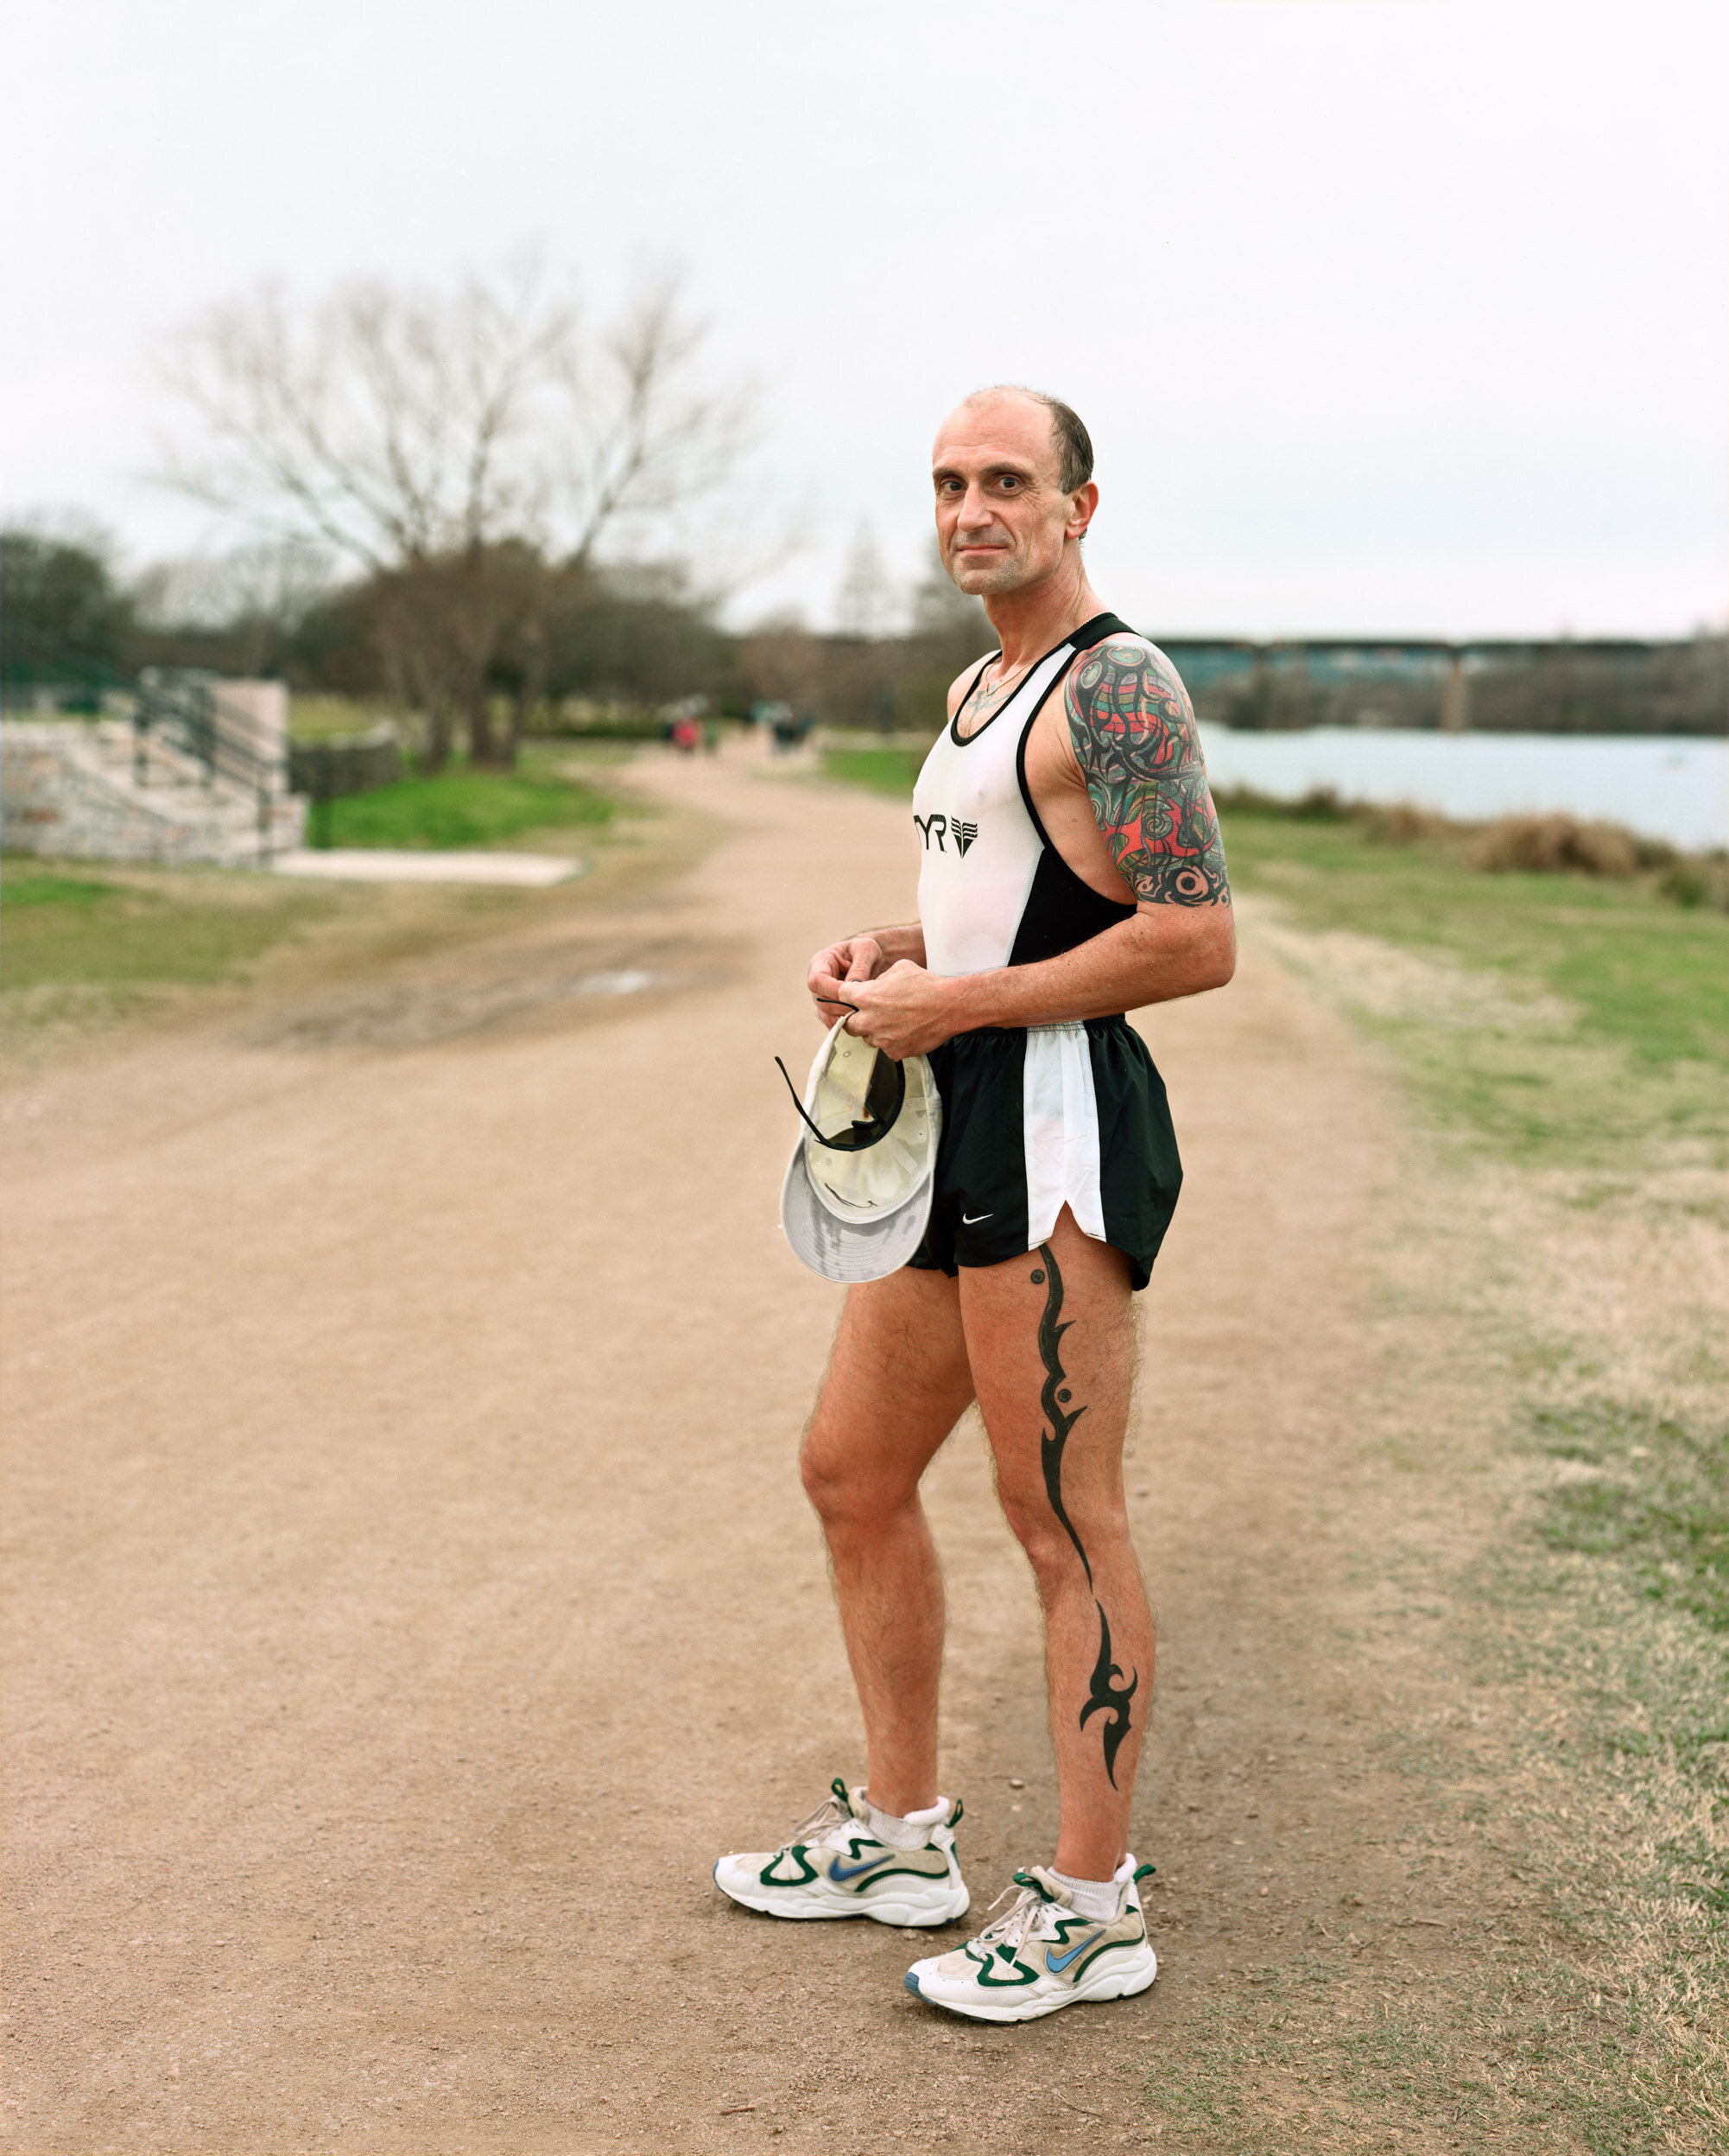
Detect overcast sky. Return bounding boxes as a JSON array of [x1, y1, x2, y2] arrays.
[[4, 0, 1725, 637]]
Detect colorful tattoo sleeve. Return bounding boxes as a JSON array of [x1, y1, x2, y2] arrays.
[[1065, 637, 1231, 908]]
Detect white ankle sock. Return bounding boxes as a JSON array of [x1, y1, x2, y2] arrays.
[[1048, 1867, 1122, 1921], [864, 1795, 948, 1849]]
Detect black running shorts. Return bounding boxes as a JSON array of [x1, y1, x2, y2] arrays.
[[907, 1015, 1182, 1292]]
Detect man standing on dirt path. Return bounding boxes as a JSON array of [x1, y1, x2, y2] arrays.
[[714, 387, 1235, 2023]]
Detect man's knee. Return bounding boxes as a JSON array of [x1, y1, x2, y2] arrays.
[[998, 1480, 1130, 1585], [800, 1428, 913, 1533], [797, 1433, 849, 1521]]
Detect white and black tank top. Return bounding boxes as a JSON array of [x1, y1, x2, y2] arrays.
[[913, 612, 1139, 978]]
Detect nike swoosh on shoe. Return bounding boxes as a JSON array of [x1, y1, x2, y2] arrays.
[[829, 1853, 896, 1881], [1044, 1931, 1100, 1973]]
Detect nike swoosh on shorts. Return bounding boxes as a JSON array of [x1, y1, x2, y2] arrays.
[[960, 1212, 992, 1224]]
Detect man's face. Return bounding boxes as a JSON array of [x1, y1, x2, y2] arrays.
[[931, 395, 1092, 597]]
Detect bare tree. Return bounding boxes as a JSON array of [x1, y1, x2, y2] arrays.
[[131, 539, 336, 675], [833, 523, 899, 641], [155, 260, 752, 765]]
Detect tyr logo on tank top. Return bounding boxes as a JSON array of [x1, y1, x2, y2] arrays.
[[912, 613, 1140, 977], [914, 814, 978, 856]]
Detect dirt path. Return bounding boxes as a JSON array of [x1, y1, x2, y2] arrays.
[[5, 745, 1489, 2153]]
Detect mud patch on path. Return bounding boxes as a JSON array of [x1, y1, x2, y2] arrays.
[[239, 930, 744, 1051]]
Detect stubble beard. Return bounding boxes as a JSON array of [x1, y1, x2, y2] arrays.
[[947, 544, 1031, 598]]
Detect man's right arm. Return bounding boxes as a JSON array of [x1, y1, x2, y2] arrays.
[[808, 923, 927, 1022], [806, 656, 972, 1018]]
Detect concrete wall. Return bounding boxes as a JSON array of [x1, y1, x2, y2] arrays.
[[212, 680, 289, 764], [1, 722, 305, 866]]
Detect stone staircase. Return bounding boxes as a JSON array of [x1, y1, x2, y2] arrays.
[[3, 707, 306, 868]]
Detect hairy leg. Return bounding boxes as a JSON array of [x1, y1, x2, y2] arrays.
[[960, 1208, 1152, 1880], [800, 1265, 974, 1817]]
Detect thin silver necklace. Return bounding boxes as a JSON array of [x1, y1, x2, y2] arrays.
[[960, 652, 1033, 732]]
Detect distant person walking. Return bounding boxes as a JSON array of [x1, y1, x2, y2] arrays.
[[713, 388, 1235, 2023]]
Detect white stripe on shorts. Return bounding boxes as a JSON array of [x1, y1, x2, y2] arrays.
[[1022, 1021, 1106, 1248]]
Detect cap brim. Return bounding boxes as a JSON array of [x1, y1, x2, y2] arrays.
[[780, 1139, 934, 1285]]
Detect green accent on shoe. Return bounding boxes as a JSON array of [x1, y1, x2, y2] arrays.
[[759, 1843, 819, 1886], [715, 1779, 970, 1927], [1133, 1861, 1156, 1883], [966, 1943, 1040, 1989]]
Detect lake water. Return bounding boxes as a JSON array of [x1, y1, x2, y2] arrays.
[[1195, 725, 1729, 853]]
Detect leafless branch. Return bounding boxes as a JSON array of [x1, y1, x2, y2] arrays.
[[153, 261, 750, 579]]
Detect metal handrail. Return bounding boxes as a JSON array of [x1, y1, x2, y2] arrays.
[[132, 669, 288, 863]]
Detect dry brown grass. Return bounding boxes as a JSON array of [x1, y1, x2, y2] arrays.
[[1467, 813, 1646, 878]]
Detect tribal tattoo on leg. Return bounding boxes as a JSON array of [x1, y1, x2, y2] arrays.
[[1033, 1246, 1090, 1582], [1030, 1245, 1139, 1787]]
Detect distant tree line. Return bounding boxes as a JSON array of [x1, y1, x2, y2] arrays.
[[5, 520, 1721, 741]]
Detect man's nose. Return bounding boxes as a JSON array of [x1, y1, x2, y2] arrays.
[[955, 484, 997, 529]]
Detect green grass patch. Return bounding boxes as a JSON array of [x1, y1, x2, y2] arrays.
[[2, 872, 122, 910], [1215, 808, 1729, 1166], [1, 758, 635, 1026], [819, 745, 928, 798], [1217, 808, 1729, 1072], [1532, 1402, 1729, 1639], [320, 763, 617, 850], [0, 860, 333, 994]]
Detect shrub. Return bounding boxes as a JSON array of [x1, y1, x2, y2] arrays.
[[1468, 814, 1641, 878], [1366, 802, 1455, 846], [1658, 859, 1729, 913]]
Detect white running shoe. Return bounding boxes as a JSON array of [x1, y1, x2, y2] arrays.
[[713, 1777, 969, 1926], [903, 1858, 1157, 2022]]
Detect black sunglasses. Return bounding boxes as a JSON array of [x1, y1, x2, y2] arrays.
[[775, 1045, 906, 1152]]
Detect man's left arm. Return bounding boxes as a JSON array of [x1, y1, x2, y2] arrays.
[[831, 640, 1234, 1057], [1066, 637, 1232, 913]]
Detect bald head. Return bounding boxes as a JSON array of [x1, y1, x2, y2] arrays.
[[958, 386, 1093, 494], [931, 389, 1099, 602]]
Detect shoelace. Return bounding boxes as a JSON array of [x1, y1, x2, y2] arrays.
[[972, 1880, 1055, 1955], [784, 1790, 857, 1848]]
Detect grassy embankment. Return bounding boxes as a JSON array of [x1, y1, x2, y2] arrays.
[[821, 745, 1727, 2151], [1216, 799, 1726, 1624], [0, 749, 622, 1035], [1181, 800, 1726, 2154]]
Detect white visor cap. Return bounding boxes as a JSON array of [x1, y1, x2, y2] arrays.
[[779, 1018, 941, 1284]]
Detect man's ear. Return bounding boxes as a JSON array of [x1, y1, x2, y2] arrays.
[[1067, 480, 1099, 541]]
